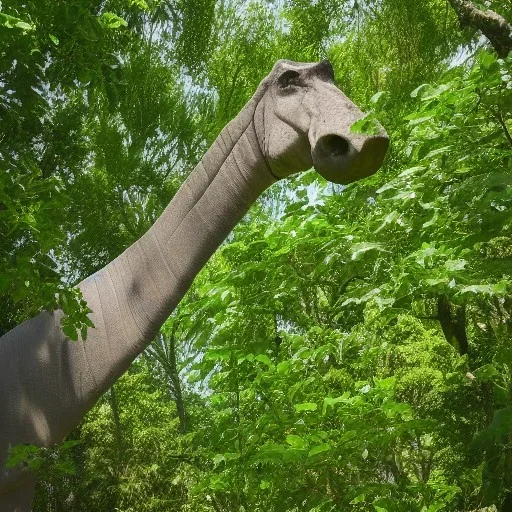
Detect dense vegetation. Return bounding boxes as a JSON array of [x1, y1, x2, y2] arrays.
[[1, 0, 512, 510]]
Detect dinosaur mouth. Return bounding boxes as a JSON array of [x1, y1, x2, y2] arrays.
[[312, 134, 389, 185]]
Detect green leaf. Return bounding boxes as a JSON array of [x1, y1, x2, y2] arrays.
[[482, 405, 512, 441], [350, 116, 380, 136], [255, 354, 273, 367], [212, 454, 225, 467], [0, 13, 34, 31], [375, 211, 400, 233], [370, 91, 386, 104], [478, 51, 496, 69], [7, 444, 41, 469], [444, 259, 466, 271], [99, 12, 128, 29], [374, 377, 395, 389], [351, 242, 387, 261], [474, 364, 499, 382], [350, 495, 366, 504], [382, 400, 412, 418], [322, 393, 349, 415], [459, 284, 494, 296], [204, 349, 232, 361], [277, 361, 291, 374], [421, 83, 450, 101], [397, 165, 426, 178], [308, 443, 331, 457], [407, 115, 433, 126], [14, 21, 33, 31], [19, 213, 38, 230], [410, 83, 430, 98], [285, 435, 307, 449], [62, 323, 78, 342], [294, 402, 317, 412], [423, 146, 452, 160], [130, 0, 149, 8]]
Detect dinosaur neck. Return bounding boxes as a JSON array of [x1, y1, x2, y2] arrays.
[[0, 91, 274, 500], [74, 102, 275, 418]]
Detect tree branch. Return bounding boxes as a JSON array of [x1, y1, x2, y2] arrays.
[[496, 111, 512, 147], [447, 0, 512, 57]]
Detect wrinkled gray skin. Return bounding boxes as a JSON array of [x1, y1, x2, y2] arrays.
[[0, 60, 388, 511]]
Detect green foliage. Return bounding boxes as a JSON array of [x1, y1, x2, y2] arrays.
[[7, 440, 80, 478], [2, 0, 512, 511], [174, 41, 512, 512]]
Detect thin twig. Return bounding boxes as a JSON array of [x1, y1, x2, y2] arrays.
[[496, 111, 512, 147]]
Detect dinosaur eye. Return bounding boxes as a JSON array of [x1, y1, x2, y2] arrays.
[[277, 70, 303, 92]]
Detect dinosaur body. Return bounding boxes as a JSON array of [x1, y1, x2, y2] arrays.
[[0, 60, 388, 510]]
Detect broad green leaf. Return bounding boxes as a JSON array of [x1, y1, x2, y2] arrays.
[[204, 349, 232, 361], [370, 91, 386, 104], [130, 0, 149, 8], [322, 393, 349, 415], [474, 364, 499, 382], [14, 21, 33, 31], [255, 354, 273, 367], [350, 116, 380, 136], [350, 494, 366, 504], [212, 454, 225, 467], [375, 211, 400, 233], [444, 259, 466, 271], [459, 284, 494, 295], [0, 13, 34, 30], [62, 323, 78, 342], [277, 361, 291, 374], [285, 435, 307, 449], [407, 115, 433, 126], [99, 12, 128, 29], [421, 83, 451, 101], [397, 165, 426, 178], [350, 242, 387, 261], [308, 443, 331, 457], [294, 402, 317, 412], [410, 83, 430, 98]]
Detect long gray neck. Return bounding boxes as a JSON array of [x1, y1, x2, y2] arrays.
[[0, 92, 275, 489], [76, 104, 275, 420]]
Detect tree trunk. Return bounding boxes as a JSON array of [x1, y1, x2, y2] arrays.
[[437, 295, 469, 355], [168, 331, 187, 434], [447, 0, 512, 57], [109, 385, 124, 479]]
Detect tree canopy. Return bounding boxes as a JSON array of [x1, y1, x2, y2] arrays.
[[1, 0, 512, 510]]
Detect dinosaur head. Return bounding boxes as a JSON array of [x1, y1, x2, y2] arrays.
[[256, 59, 389, 184]]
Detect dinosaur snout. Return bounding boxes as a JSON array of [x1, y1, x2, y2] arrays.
[[316, 134, 350, 158], [309, 83, 389, 184], [312, 131, 389, 185]]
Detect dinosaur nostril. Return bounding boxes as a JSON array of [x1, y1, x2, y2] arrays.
[[318, 134, 350, 158]]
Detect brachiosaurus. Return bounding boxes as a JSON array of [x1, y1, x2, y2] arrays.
[[0, 59, 388, 511]]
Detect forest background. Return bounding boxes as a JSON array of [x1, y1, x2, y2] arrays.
[[1, 0, 512, 510]]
